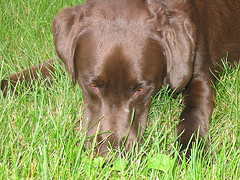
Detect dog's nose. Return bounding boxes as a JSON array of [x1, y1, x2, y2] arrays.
[[92, 135, 133, 159]]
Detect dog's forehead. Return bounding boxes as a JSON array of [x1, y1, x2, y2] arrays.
[[90, 19, 152, 63], [78, 28, 146, 82], [75, 24, 165, 84], [75, 12, 165, 83], [86, 0, 151, 21]]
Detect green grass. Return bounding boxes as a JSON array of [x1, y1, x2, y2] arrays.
[[0, 0, 239, 179]]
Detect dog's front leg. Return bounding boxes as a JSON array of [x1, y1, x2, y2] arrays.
[[177, 66, 216, 160]]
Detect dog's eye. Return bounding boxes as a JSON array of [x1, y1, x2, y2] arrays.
[[133, 87, 146, 96], [89, 83, 100, 94], [89, 83, 97, 88], [135, 88, 145, 93]]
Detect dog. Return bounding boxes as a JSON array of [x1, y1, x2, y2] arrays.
[[1, 0, 240, 159]]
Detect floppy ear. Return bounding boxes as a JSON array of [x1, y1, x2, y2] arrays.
[[150, 2, 196, 92], [164, 10, 196, 92], [52, 5, 86, 83]]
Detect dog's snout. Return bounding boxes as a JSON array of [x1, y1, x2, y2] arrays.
[[93, 134, 134, 158]]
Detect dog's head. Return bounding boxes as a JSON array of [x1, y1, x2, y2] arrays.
[[52, 0, 196, 157]]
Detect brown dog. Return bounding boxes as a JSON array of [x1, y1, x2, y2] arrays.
[[1, 0, 240, 158]]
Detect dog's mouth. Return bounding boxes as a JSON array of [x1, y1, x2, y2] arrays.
[[82, 104, 151, 160], [84, 121, 143, 159], [86, 134, 138, 161]]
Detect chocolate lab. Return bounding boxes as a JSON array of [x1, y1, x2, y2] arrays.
[[1, 0, 240, 158]]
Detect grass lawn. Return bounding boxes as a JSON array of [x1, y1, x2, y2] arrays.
[[0, 0, 239, 179]]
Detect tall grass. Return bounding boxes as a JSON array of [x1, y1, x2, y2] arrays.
[[0, 0, 239, 179]]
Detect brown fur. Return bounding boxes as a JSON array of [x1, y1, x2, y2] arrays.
[[1, 0, 240, 159]]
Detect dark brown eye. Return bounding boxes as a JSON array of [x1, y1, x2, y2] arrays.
[[89, 83, 100, 94], [135, 88, 145, 93], [133, 87, 147, 96], [89, 83, 97, 87]]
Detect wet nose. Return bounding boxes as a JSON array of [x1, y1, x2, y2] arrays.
[[92, 135, 133, 158]]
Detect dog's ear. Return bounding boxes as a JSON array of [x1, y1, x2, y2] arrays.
[[52, 5, 86, 83], [149, 2, 196, 92]]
